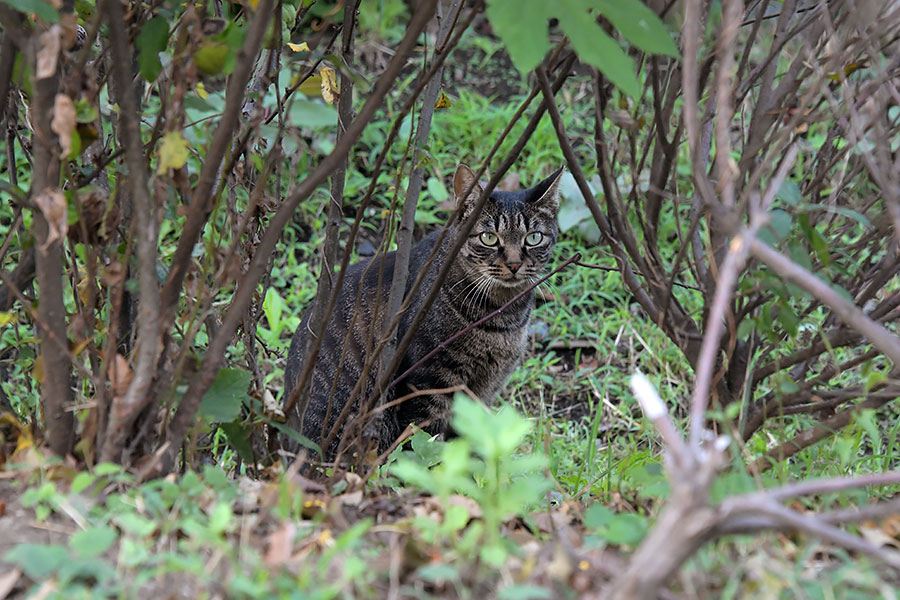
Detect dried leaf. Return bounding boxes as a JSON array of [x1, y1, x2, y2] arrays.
[[435, 90, 451, 109], [107, 353, 133, 398], [860, 521, 900, 549], [263, 521, 295, 567], [320, 66, 339, 104], [36, 26, 62, 79], [51, 94, 76, 157], [32, 353, 44, 384], [33, 188, 67, 250], [156, 130, 190, 174]]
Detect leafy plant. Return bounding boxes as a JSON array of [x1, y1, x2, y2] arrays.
[[391, 394, 552, 565]]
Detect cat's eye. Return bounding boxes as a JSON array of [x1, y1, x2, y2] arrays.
[[479, 232, 499, 246], [525, 232, 544, 246]]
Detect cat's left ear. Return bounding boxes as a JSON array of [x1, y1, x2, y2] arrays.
[[528, 167, 564, 212]]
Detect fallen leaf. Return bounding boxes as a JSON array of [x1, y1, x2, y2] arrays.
[[37, 26, 62, 79], [263, 521, 295, 567], [156, 130, 190, 174], [861, 521, 900, 549], [33, 188, 67, 250], [51, 94, 76, 157]]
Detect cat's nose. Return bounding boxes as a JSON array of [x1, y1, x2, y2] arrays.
[[506, 261, 523, 273]]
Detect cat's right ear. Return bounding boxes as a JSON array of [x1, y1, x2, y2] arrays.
[[453, 164, 483, 217]]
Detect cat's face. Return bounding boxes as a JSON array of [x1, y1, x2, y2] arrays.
[[453, 164, 562, 292]]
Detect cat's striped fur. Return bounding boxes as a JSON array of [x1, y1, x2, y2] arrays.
[[282, 164, 562, 459]]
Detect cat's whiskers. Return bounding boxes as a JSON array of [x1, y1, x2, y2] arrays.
[[458, 273, 492, 315], [451, 274, 487, 305]]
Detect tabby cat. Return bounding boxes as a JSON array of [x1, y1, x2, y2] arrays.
[[282, 164, 562, 459]]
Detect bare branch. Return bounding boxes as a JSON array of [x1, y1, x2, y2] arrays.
[[98, 0, 162, 463], [147, 0, 440, 479], [750, 239, 900, 369]]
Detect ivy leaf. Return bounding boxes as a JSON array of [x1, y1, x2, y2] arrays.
[[589, 0, 679, 57], [484, 0, 552, 75], [136, 16, 169, 82], [156, 131, 190, 174]]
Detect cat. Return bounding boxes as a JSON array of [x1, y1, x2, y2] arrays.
[[281, 164, 562, 460]]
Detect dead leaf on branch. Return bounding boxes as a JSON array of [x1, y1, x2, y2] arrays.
[[33, 188, 67, 250], [156, 130, 190, 174], [51, 94, 76, 157], [320, 66, 339, 104], [107, 352, 133, 398], [36, 26, 63, 79]]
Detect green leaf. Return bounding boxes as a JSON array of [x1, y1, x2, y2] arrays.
[[775, 300, 799, 337], [795, 202, 872, 229], [776, 179, 802, 206], [484, 0, 552, 75], [0, 0, 58, 23], [70, 472, 96, 494], [194, 43, 230, 76], [290, 99, 338, 128], [557, 0, 640, 98], [207, 502, 232, 535], [598, 513, 647, 545], [584, 503, 615, 529], [589, 0, 679, 57], [114, 512, 157, 537], [199, 368, 251, 423], [267, 420, 323, 457], [220, 421, 254, 463], [70, 526, 117, 558], [4, 543, 68, 579], [767, 209, 792, 241], [262, 287, 284, 332], [136, 16, 169, 82], [93, 462, 124, 476]]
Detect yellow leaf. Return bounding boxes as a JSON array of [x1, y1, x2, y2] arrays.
[[246, 0, 259, 8], [435, 90, 451, 109], [0, 312, 14, 327], [320, 66, 339, 105], [195, 81, 208, 99], [32, 353, 44, 384], [157, 131, 190, 175], [287, 42, 310, 53]]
